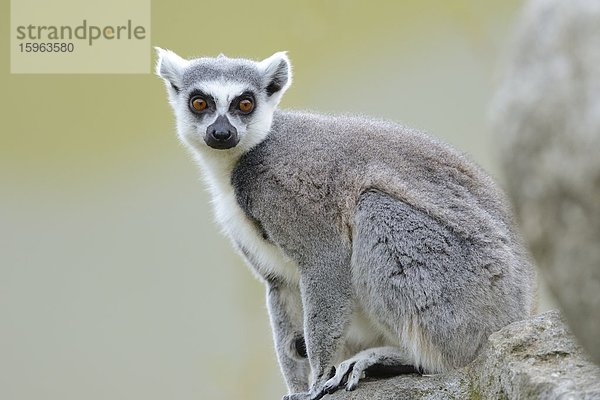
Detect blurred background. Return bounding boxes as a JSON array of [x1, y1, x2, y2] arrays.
[[1, 1, 550, 399]]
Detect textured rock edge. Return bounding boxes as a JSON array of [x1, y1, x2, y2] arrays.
[[323, 311, 600, 399]]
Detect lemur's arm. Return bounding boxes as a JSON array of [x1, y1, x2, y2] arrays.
[[266, 283, 310, 394], [289, 252, 353, 400], [234, 240, 310, 393]]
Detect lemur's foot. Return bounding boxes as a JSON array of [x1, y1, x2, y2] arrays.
[[282, 393, 310, 400], [282, 388, 326, 400], [323, 347, 419, 393], [283, 366, 336, 400]]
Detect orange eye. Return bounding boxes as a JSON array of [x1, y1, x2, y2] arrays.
[[190, 97, 207, 112], [239, 99, 254, 113]]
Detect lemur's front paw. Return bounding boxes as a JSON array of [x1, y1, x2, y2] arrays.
[[283, 390, 324, 400], [283, 387, 327, 400], [284, 367, 336, 400]]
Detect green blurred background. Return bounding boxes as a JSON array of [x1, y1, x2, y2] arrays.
[[1, 1, 544, 399]]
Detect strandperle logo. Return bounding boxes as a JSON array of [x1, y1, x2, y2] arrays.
[[11, 0, 150, 74], [15, 20, 147, 46]]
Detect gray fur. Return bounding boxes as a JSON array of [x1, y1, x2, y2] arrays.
[[156, 49, 536, 400], [182, 57, 263, 91]]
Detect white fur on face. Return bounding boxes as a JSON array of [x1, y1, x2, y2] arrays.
[[197, 80, 248, 114], [175, 79, 278, 158]]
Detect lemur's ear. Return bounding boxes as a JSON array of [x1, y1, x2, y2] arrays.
[[258, 51, 292, 97], [155, 47, 189, 92]]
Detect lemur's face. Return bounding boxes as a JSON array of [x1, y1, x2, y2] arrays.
[[156, 49, 292, 154]]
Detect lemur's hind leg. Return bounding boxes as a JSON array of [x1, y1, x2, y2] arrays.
[[323, 347, 419, 393], [348, 189, 517, 379]]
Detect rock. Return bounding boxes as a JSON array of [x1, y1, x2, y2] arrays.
[[467, 310, 600, 399], [324, 372, 464, 400], [323, 311, 600, 399], [489, 0, 600, 365]]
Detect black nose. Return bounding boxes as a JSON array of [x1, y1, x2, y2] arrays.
[[207, 115, 237, 142], [210, 128, 232, 141], [205, 115, 239, 150]]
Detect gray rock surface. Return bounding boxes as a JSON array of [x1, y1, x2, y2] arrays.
[[467, 310, 600, 399], [323, 311, 600, 399], [489, 0, 600, 364]]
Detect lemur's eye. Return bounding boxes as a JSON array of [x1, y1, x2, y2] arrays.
[[239, 99, 254, 114], [190, 96, 208, 112]]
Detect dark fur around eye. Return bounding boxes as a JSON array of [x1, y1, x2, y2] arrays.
[[230, 91, 256, 115], [187, 90, 215, 114]]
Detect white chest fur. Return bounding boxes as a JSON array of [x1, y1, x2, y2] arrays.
[[197, 153, 300, 285]]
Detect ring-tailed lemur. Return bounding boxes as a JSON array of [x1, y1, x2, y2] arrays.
[[155, 48, 535, 400]]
